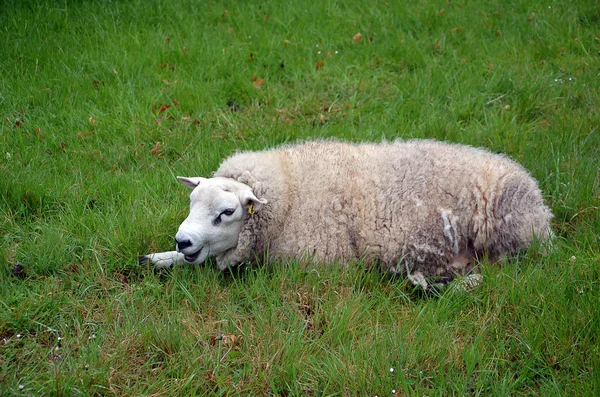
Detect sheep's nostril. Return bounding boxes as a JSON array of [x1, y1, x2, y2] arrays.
[[176, 238, 193, 251]]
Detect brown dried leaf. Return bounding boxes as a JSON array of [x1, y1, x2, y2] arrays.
[[315, 60, 325, 69], [252, 74, 265, 88], [222, 334, 237, 346], [35, 128, 45, 138], [352, 32, 363, 43], [160, 62, 176, 70], [151, 141, 162, 156], [77, 131, 93, 138], [450, 27, 464, 35], [118, 273, 128, 285], [157, 104, 171, 114], [210, 333, 240, 348]]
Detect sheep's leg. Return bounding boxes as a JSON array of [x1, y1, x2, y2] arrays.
[[388, 262, 429, 289], [139, 251, 186, 269]]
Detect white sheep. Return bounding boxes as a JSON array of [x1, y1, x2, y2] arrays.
[[141, 140, 553, 288]]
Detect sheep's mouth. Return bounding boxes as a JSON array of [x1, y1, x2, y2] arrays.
[[184, 248, 202, 263]]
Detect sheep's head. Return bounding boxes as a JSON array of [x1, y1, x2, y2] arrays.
[[174, 176, 267, 265]]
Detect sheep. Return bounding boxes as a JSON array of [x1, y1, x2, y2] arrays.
[[141, 139, 553, 288]]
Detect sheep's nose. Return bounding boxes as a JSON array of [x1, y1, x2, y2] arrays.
[[176, 238, 193, 251]]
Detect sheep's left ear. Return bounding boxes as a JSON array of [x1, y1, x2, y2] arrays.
[[239, 190, 268, 213], [177, 176, 206, 190]]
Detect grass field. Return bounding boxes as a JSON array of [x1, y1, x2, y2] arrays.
[[1, 0, 599, 395]]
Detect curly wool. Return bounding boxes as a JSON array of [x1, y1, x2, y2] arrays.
[[214, 140, 553, 282]]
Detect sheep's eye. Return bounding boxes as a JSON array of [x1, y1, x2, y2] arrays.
[[213, 209, 234, 226], [222, 209, 235, 216]]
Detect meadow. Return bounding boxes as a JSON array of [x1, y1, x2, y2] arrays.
[[1, 0, 599, 395]]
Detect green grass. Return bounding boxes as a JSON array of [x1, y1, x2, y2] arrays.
[[1, 0, 599, 395]]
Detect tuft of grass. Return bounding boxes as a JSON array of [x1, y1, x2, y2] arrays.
[[1, 0, 599, 395]]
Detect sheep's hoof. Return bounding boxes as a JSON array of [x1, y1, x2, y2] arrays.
[[138, 256, 150, 265]]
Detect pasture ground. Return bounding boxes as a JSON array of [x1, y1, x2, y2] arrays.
[[1, 0, 599, 395]]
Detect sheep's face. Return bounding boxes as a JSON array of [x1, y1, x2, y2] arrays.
[[174, 177, 266, 264]]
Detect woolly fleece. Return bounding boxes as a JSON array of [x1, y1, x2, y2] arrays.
[[214, 140, 553, 283]]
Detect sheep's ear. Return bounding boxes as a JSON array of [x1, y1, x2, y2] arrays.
[[177, 176, 205, 190], [239, 190, 268, 213]]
